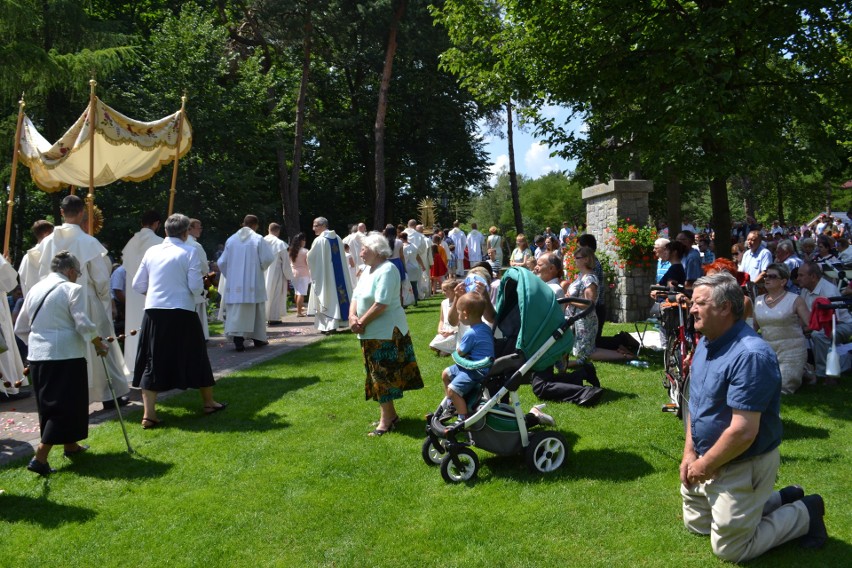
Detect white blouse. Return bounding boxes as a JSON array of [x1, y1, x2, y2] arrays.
[[15, 272, 97, 361], [133, 237, 203, 311]]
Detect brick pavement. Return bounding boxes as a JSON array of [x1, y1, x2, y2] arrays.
[[0, 313, 324, 467]]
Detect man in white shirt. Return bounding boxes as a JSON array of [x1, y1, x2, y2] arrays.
[[798, 261, 850, 384], [307, 217, 353, 333], [218, 215, 275, 351], [342, 222, 366, 285], [34, 195, 131, 407], [740, 231, 773, 285], [122, 210, 164, 371], [187, 218, 210, 339], [467, 223, 486, 264], [558, 221, 573, 245], [264, 222, 294, 324], [448, 221, 467, 276]]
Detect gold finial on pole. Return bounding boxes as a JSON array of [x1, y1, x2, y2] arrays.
[[4, 95, 26, 258], [167, 93, 188, 216]]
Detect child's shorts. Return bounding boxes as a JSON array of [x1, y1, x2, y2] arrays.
[[446, 364, 488, 397]]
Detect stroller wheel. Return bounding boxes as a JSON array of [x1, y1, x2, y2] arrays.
[[525, 431, 568, 474], [440, 448, 479, 483], [422, 437, 446, 466]]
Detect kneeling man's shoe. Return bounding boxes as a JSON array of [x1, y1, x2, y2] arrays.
[[799, 494, 827, 549], [779, 485, 805, 505]]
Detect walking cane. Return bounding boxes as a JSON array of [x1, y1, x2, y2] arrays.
[[99, 332, 136, 454]]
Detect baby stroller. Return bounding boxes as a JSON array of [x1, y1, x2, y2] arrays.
[[422, 267, 594, 483]]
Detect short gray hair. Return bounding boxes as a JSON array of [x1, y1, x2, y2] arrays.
[[776, 240, 795, 254], [51, 250, 80, 274], [165, 213, 190, 237], [654, 238, 670, 248], [693, 272, 744, 319], [361, 231, 392, 258], [766, 262, 790, 281], [314, 217, 329, 228]]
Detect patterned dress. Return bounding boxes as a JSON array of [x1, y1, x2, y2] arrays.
[[566, 272, 599, 363], [754, 293, 807, 394]]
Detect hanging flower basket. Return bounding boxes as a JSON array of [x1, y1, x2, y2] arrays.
[[604, 218, 657, 273]]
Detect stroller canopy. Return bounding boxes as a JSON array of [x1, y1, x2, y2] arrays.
[[495, 267, 575, 371]]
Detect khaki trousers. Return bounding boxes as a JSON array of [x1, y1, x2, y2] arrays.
[[680, 448, 811, 562]]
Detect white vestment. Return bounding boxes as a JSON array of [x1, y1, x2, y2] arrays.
[[218, 227, 274, 339], [405, 228, 431, 297], [307, 229, 353, 332], [342, 231, 365, 285], [18, 247, 42, 296], [122, 227, 164, 367], [467, 229, 486, 263], [264, 234, 294, 322], [0, 257, 26, 395], [448, 228, 467, 275], [187, 235, 210, 339], [35, 223, 130, 402]]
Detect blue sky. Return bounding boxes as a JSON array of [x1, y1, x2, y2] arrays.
[[480, 105, 582, 185]]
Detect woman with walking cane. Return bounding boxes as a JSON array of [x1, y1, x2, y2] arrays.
[[14, 251, 108, 476]]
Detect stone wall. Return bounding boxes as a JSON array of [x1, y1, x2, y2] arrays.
[[582, 179, 655, 323]]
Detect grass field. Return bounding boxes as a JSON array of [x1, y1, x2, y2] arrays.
[[1, 296, 848, 567]]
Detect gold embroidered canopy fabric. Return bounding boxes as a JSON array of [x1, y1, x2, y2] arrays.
[[18, 98, 192, 193]]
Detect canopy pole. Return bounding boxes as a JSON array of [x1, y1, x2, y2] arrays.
[[87, 79, 97, 234], [4, 95, 26, 259], [167, 95, 187, 216]]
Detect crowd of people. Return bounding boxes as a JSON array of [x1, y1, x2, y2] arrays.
[[2, 208, 834, 562]]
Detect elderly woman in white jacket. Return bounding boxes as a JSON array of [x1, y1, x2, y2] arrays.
[[15, 251, 108, 476]]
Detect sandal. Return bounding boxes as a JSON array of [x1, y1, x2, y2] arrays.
[[141, 417, 161, 429], [203, 402, 228, 415], [367, 420, 397, 436], [370, 416, 400, 427]]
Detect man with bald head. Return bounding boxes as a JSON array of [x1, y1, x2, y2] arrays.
[[218, 215, 274, 351], [307, 217, 353, 333]]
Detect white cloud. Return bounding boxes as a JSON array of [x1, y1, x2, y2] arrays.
[[524, 142, 560, 178], [489, 154, 510, 186]]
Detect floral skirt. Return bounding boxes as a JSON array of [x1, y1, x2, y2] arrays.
[[362, 328, 424, 403]]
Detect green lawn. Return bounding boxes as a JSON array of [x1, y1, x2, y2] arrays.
[[1, 297, 849, 567]]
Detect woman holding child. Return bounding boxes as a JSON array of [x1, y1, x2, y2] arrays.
[[350, 232, 423, 437]]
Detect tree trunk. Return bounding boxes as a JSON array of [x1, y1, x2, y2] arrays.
[[507, 101, 523, 234], [665, 165, 681, 236], [709, 176, 732, 259], [282, 16, 312, 240], [776, 180, 784, 226], [373, 0, 406, 229]]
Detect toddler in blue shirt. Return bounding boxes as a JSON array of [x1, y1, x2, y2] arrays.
[[441, 292, 494, 419]]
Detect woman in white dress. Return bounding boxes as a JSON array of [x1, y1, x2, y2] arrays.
[[753, 263, 810, 394]]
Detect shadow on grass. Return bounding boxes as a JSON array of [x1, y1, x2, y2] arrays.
[[747, 530, 852, 567], [0, 493, 96, 526], [64, 451, 172, 480], [781, 418, 830, 441], [781, 382, 852, 422], [596, 388, 640, 405], [151, 375, 319, 433]]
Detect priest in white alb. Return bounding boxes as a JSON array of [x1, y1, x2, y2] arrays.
[[0, 255, 27, 401], [218, 215, 274, 351], [307, 217, 353, 333], [34, 195, 131, 406], [264, 222, 294, 324], [187, 218, 210, 339], [121, 210, 163, 368]]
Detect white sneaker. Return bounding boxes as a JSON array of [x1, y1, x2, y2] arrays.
[[531, 405, 556, 427]]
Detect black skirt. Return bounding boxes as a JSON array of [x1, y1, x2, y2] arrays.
[[30, 358, 89, 445], [132, 309, 215, 392]]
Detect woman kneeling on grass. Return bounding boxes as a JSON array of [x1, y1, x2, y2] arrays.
[[15, 251, 108, 476], [349, 232, 423, 437]]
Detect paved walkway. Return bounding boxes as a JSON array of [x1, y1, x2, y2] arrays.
[[0, 313, 324, 466]]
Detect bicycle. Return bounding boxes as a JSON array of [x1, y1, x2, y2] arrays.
[[650, 284, 697, 419]]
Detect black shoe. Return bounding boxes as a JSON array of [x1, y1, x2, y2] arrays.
[[583, 363, 600, 388], [253, 339, 269, 347], [268, 320, 282, 326], [102, 395, 130, 409], [234, 338, 245, 352], [27, 458, 55, 477], [576, 387, 604, 407], [799, 494, 827, 549], [779, 485, 805, 506]]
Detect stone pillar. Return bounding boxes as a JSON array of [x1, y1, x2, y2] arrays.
[[582, 179, 655, 323]]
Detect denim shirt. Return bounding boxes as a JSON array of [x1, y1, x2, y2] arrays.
[[688, 320, 783, 461]]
